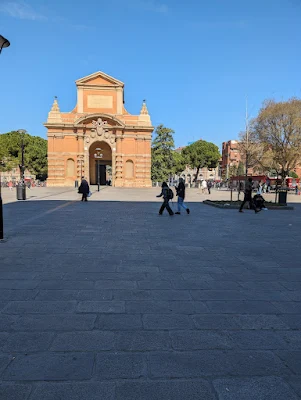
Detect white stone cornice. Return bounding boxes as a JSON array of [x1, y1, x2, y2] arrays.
[[75, 71, 124, 87], [77, 85, 120, 90], [44, 122, 76, 129]]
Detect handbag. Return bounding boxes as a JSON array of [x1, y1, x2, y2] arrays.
[[87, 191, 92, 197]]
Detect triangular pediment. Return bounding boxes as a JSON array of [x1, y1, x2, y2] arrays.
[[76, 71, 124, 87]]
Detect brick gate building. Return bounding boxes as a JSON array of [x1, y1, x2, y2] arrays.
[[45, 71, 153, 187]]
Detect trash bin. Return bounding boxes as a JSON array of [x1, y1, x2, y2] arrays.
[[16, 184, 26, 200], [278, 190, 287, 205], [75, 180, 79, 188]]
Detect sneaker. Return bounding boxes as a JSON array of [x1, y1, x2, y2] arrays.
[[175, 212, 181, 215], [239, 210, 243, 213], [187, 209, 190, 214]]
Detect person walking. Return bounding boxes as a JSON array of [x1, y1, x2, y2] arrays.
[[175, 178, 190, 215], [239, 177, 259, 213], [257, 181, 263, 195], [78, 177, 90, 202], [201, 179, 207, 194], [207, 180, 212, 194], [295, 184, 299, 195], [157, 182, 174, 216]]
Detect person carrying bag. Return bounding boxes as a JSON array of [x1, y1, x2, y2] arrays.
[[175, 178, 190, 215], [157, 182, 174, 216], [78, 177, 90, 202]]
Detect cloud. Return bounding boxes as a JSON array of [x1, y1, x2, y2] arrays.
[[0, 1, 46, 20], [0, 2, 92, 29]]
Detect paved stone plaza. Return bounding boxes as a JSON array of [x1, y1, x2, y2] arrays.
[[0, 187, 301, 399]]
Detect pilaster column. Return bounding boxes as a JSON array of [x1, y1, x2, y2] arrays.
[[115, 132, 124, 185], [111, 142, 116, 187], [83, 139, 90, 183]]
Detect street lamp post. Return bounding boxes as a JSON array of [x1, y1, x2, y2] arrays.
[[94, 148, 103, 192], [0, 165, 3, 240], [0, 35, 10, 240], [17, 129, 27, 200], [245, 97, 249, 183]]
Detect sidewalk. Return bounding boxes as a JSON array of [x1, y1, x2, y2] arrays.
[[0, 188, 301, 399]]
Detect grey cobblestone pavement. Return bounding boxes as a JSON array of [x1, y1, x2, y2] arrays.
[[0, 188, 301, 399]]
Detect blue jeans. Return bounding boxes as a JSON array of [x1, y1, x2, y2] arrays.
[[178, 197, 187, 212]]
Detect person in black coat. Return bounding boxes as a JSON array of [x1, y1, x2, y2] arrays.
[[157, 182, 174, 216], [175, 178, 190, 215], [207, 180, 212, 194], [239, 177, 259, 213], [78, 177, 90, 202]]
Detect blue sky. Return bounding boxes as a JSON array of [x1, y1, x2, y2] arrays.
[[0, 0, 301, 149]]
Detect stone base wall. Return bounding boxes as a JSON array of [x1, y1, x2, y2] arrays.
[[116, 179, 152, 188], [47, 179, 75, 187], [47, 178, 152, 188]]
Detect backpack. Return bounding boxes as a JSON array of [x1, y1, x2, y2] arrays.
[[168, 188, 174, 200]]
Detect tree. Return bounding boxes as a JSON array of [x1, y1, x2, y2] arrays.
[[252, 98, 301, 184], [172, 151, 187, 175], [238, 130, 264, 174], [289, 171, 298, 178], [236, 161, 245, 176], [151, 125, 175, 182], [0, 131, 48, 179], [228, 164, 238, 178], [182, 140, 220, 181]]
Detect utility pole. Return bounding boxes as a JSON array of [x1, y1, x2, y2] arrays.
[[245, 97, 249, 183], [0, 167, 3, 240], [17, 129, 26, 200]]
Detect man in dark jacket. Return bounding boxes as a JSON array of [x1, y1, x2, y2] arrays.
[[239, 177, 259, 213], [78, 177, 90, 202], [175, 178, 190, 215], [157, 182, 174, 216], [207, 180, 212, 194]]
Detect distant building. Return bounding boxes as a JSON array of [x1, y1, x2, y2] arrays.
[[174, 145, 221, 182], [221, 139, 301, 180], [45, 71, 153, 187], [179, 165, 220, 183], [175, 146, 185, 154], [221, 140, 241, 178], [1, 168, 35, 182]]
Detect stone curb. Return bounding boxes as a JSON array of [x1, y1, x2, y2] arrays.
[[203, 200, 294, 210]]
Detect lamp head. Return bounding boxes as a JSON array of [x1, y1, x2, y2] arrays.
[[0, 35, 10, 54]]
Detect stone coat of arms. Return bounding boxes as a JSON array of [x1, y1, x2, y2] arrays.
[[92, 118, 109, 138]]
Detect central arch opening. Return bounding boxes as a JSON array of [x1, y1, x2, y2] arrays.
[[89, 141, 112, 185]]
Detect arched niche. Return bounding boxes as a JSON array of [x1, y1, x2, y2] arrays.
[[66, 158, 75, 177], [125, 159, 134, 178]]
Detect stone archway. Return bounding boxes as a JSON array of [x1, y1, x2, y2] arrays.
[[89, 141, 112, 185]]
